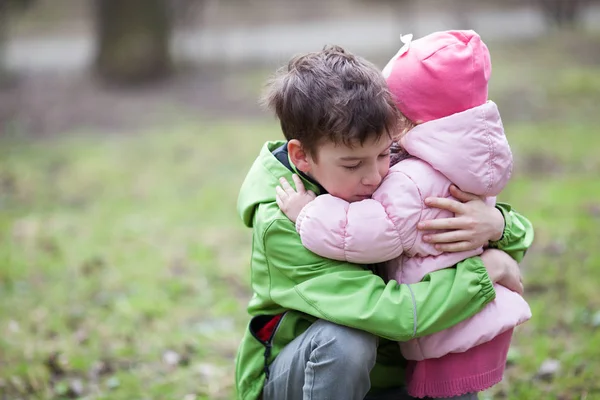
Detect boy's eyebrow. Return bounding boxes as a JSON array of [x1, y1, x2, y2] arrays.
[[339, 148, 392, 161]]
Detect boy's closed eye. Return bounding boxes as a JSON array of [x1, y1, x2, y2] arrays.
[[343, 163, 361, 170], [342, 151, 390, 171]]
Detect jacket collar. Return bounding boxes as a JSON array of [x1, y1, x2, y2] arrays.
[[271, 143, 327, 195]]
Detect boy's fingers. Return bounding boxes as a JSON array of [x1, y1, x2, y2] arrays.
[[307, 190, 316, 199], [515, 282, 524, 295], [434, 241, 472, 253], [418, 216, 465, 231], [424, 197, 465, 214], [449, 185, 482, 202], [423, 230, 470, 244], [292, 174, 306, 193], [275, 194, 283, 208]]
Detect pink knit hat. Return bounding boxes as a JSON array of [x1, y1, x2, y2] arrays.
[[383, 30, 491, 123]]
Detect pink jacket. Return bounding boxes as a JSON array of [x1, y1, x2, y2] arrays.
[[295, 101, 531, 360]]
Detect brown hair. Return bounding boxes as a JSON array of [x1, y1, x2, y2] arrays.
[[390, 118, 417, 167], [262, 45, 402, 158]]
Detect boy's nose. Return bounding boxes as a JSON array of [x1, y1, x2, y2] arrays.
[[361, 169, 382, 187]]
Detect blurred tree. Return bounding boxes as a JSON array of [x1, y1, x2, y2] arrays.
[[170, 0, 206, 28], [0, 0, 37, 86], [94, 0, 172, 85], [537, 0, 588, 28], [0, 2, 6, 70]]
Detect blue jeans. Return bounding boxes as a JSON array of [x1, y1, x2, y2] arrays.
[[261, 319, 478, 400], [261, 319, 408, 400]]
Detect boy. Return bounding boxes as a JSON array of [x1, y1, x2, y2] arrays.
[[235, 45, 529, 400]]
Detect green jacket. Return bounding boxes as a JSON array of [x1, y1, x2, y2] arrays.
[[234, 141, 534, 400]]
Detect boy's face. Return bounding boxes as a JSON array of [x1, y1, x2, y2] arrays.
[[302, 135, 392, 203]]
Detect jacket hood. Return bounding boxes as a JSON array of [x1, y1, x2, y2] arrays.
[[400, 101, 512, 196], [237, 141, 321, 228], [238, 141, 285, 228]]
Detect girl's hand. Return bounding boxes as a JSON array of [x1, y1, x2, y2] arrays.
[[275, 174, 316, 223], [480, 248, 524, 295], [418, 185, 505, 252]]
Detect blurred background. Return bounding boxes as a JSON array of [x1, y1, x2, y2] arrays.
[[1, 0, 599, 399]]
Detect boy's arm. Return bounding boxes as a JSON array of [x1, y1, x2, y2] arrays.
[[489, 203, 534, 262], [265, 218, 496, 342], [295, 171, 421, 264]]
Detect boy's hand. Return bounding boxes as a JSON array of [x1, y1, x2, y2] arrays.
[[418, 185, 505, 252], [276, 174, 316, 223], [480, 248, 524, 295]]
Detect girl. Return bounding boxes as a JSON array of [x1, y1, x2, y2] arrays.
[[275, 30, 533, 399]]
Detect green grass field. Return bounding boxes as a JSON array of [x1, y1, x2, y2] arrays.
[[2, 33, 600, 399]]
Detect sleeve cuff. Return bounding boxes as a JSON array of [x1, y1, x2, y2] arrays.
[[489, 203, 511, 249], [472, 256, 496, 302], [295, 202, 311, 234]]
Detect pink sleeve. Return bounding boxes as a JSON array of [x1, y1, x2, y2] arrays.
[[295, 170, 423, 264]]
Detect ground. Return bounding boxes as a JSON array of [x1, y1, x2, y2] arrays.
[[1, 31, 600, 399]]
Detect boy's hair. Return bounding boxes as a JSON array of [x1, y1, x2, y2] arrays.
[[262, 45, 401, 158]]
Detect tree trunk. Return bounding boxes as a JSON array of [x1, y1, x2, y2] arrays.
[[94, 0, 172, 85], [0, 0, 11, 87], [538, 0, 587, 28]]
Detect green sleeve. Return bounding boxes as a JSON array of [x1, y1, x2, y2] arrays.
[[489, 203, 535, 262], [263, 218, 496, 342]]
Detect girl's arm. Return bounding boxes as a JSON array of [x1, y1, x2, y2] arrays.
[[277, 171, 422, 264], [276, 175, 521, 265]]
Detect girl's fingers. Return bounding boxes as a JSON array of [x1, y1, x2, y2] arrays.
[[279, 176, 298, 194], [275, 185, 287, 199], [279, 177, 293, 193], [275, 194, 283, 208], [292, 174, 306, 193]]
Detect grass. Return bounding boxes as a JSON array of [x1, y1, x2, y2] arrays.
[[0, 122, 274, 399], [488, 122, 600, 399], [2, 33, 600, 399]]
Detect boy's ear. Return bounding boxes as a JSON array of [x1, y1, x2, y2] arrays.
[[288, 139, 312, 173]]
